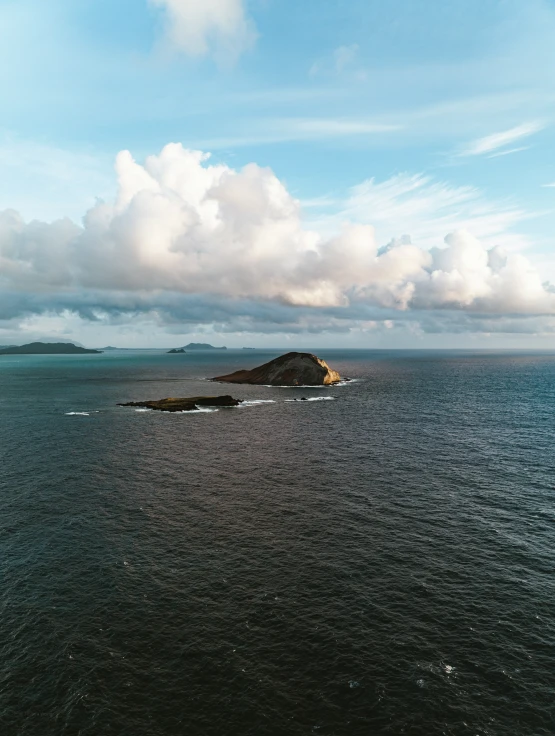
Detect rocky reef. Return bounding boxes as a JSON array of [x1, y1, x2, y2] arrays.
[[118, 395, 242, 412], [213, 352, 341, 386]]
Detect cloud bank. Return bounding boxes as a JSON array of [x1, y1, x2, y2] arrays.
[[1, 143, 554, 336]]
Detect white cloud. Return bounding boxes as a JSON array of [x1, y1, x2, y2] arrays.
[[0, 143, 554, 335], [149, 0, 255, 60], [459, 121, 545, 157]]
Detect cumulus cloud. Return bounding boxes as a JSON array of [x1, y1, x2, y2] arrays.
[[150, 0, 255, 60], [1, 143, 554, 335]]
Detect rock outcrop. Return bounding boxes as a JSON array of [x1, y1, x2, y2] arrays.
[[213, 352, 341, 386], [167, 348, 186, 354], [118, 395, 242, 412]]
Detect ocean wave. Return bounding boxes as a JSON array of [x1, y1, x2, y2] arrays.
[[240, 400, 277, 406], [261, 378, 357, 388], [261, 384, 337, 389], [132, 406, 220, 414], [65, 412, 91, 416], [284, 396, 335, 402], [185, 407, 219, 413]]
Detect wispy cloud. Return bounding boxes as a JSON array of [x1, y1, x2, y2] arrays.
[[279, 118, 400, 137], [487, 146, 530, 159], [458, 122, 545, 157], [193, 118, 401, 149], [333, 44, 359, 73], [542, 182, 555, 188], [0, 132, 113, 221], [309, 43, 366, 80], [307, 172, 534, 253]]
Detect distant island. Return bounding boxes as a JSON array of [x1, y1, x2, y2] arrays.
[[167, 348, 187, 354], [242, 347, 256, 350], [183, 343, 227, 350], [0, 342, 102, 355]]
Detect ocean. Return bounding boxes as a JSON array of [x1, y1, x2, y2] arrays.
[[1, 349, 554, 735]]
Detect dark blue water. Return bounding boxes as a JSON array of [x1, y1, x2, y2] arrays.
[[1, 349, 554, 735]]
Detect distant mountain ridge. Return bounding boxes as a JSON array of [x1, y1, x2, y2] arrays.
[[0, 342, 102, 355]]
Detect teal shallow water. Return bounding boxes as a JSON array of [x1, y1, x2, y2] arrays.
[[1, 349, 554, 735]]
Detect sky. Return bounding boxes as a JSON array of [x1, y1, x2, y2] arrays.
[[0, 0, 555, 348]]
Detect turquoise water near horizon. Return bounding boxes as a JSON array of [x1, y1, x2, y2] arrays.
[[1, 349, 554, 735]]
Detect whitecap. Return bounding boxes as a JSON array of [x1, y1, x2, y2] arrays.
[[240, 400, 277, 406], [183, 407, 219, 414], [65, 412, 90, 416], [285, 396, 335, 402], [261, 384, 337, 389], [266, 379, 357, 388], [135, 406, 220, 415]]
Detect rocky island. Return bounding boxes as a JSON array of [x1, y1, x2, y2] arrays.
[[167, 348, 186, 354], [118, 395, 242, 412], [213, 352, 341, 386], [0, 342, 102, 355]]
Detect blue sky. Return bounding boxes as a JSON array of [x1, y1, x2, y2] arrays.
[[0, 0, 555, 347]]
